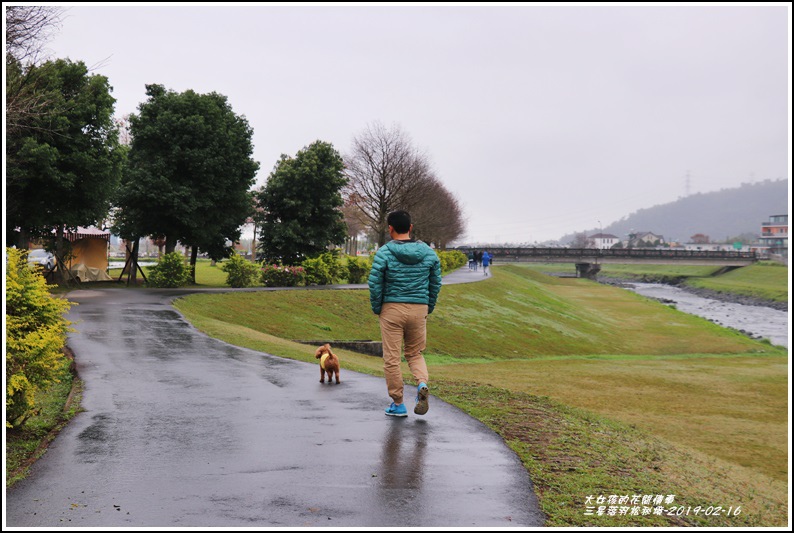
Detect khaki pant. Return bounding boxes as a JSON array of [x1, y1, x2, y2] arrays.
[[379, 303, 430, 405]]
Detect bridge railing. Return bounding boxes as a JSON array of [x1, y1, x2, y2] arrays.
[[454, 247, 758, 261]]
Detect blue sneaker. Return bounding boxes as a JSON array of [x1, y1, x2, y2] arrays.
[[414, 382, 429, 415], [385, 402, 408, 417]]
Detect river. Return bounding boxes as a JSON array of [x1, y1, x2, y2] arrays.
[[621, 281, 789, 348]]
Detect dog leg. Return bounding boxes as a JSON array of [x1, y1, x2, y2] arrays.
[[335, 370, 340, 384], [320, 368, 325, 383]]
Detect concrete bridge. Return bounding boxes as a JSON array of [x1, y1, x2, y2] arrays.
[[455, 247, 758, 279]]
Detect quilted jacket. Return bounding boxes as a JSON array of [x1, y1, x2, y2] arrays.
[[368, 239, 442, 315]]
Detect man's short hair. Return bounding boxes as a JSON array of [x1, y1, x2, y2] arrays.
[[387, 210, 412, 234]]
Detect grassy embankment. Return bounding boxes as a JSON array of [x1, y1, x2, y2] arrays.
[[174, 264, 788, 527], [683, 261, 789, 302]]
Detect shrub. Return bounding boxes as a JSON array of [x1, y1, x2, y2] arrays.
[[437, 251, 450, 273], [346, 255, 372, 284], [302, 252, 347, 285], [260, 264, 305, 287], [147, 252, 191, 288], [436, 250, 468, 274], [221, 254, 259, 288], [323, 251, 347, 282], [302, 256, 333, 285], [6, 248, 72, 428]]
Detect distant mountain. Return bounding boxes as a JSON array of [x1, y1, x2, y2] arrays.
[[558, 179, 789, 244]]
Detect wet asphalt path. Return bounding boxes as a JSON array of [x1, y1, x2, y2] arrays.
[[6, 267, 544, 527]]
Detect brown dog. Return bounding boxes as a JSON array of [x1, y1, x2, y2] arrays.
[[315, 343, 341, 384]]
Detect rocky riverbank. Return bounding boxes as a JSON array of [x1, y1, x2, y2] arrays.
[[596, 276, 788, 312]]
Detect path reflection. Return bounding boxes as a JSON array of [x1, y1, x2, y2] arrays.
[[376, 420, 428, 511]]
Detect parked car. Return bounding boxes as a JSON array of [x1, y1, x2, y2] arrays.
[[27, 249, 55, 270]]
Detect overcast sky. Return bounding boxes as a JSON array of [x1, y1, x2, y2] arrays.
[[37, 3, 790, 243]]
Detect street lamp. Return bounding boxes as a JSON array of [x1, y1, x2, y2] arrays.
[[597, 220, 603, 249]]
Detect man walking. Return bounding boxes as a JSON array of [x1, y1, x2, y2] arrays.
[[368, 211, 442, 417]]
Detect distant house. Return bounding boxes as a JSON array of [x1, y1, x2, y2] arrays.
[[588, 233, 620, 249], [626, 231, 665, 248], [758, 214, 788, 259]]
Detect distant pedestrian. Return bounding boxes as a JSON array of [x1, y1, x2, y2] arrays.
[[468, 251, 475, 270], [482, 250, 491, 276], [368, 210, 442, 417], [475, 250, 483, 271]]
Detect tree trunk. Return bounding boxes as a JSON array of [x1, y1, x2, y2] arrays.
[[165, 237, 176, 254], [55, 224, 66, 286], [122, 239, 131, 275], [189, 246, 198, 284], [251, 220, 258, 263], [16, 227, 30, 250], [130, 238, 140, 284]]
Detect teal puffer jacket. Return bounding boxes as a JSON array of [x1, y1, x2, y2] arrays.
[[368, 240, 442, 315]]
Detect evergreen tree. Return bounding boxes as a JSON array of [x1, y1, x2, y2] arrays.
[[256, 141, 348, 264], [114, 84, 259, 281], [6, 58, 124, 251]]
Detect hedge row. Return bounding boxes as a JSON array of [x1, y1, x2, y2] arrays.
[[151, 248, 469, 289], [225, 249, 469, 288], [224, 252, 372, 288]]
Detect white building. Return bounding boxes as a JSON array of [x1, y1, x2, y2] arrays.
[[589, 233, 621, 249]]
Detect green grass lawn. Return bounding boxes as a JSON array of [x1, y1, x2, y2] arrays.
[[174, 264, 788, 526], [432, 355, 788, 480], [108, 258, 231, 288]]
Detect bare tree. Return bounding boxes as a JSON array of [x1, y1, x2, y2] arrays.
[[341, 193, 369, 255], [570, 232, 591, 248], [343, 121, 434, 246], [5, 6, 64, 134], [410, 176, 465, 249], [6, 6, 62, 62]]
